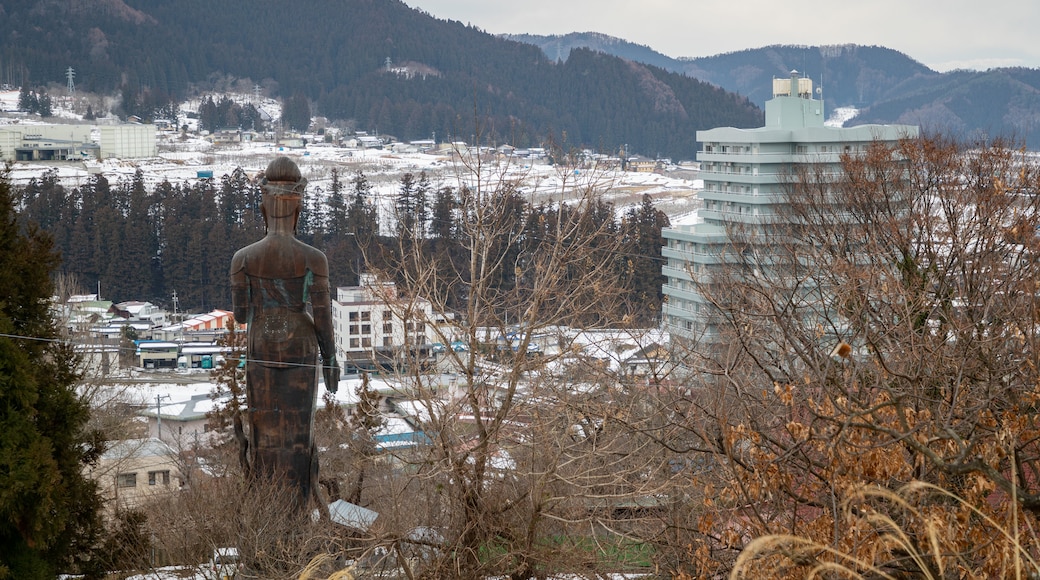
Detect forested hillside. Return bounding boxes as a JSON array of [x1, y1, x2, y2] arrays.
[[514, 35, 1040, 147], [0, 0, 761, 160]]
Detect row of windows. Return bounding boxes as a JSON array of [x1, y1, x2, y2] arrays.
[[347, 323, 426, 335], [704, 182, 758, 195], [347, 335, 429, 349], [346, 310, 394, 322], [704, 142, 871, 156], [116, 470, 171, 488], [703, 144, 754, 154]]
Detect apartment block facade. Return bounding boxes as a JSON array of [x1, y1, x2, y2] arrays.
[[662, 71, 918, 342]]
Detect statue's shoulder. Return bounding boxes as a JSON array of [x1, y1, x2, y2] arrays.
[[230, 239, 265, 273], [294, 239, 329, 276]]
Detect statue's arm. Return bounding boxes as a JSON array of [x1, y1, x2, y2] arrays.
[[230, 251, 249, 324], [310, 257, 340, 392]]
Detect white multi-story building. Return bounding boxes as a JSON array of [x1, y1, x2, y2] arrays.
[[333, 274, 437, 374], [662, 71, 918, 343]]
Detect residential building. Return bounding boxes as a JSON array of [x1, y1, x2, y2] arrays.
[[333, 274, 436, 374], [88, 438, 183, 513], [156, 309, 237, 342], [139, 392, 224, 448], [661, 71, 918, 343]]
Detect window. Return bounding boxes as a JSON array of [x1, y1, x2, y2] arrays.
[[383, 311, 393, 321], [117, 472, 137, 488], [350, 325, 358, 335], [361, 324, 371, 334], [361, 311, 371, 321], [349, 312, 358, 321], [383, 323, 392, 334], [350, 338, 359, 348], [383, 337, 392, 347], [148, 470, 171, 486], [362, 337, 372, 348]]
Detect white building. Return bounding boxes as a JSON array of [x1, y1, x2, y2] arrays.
[[88, 438, 183, 513], [333, 274, 437, 374], [661, 71, 919, 343], [0, 123, 156, 161], [98, 124, 157, 159]]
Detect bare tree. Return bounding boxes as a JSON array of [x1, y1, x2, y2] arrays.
[[665, 135, 1040, 576], [141, 475, 341, 578], [344, 143, 670, 579]]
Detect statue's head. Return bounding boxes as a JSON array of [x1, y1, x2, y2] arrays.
[[260, 156, 306, 233]]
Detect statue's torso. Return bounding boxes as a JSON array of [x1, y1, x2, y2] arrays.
[[232, 236, 328, 368]]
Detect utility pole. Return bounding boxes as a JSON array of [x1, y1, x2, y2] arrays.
[[155, 393, 170, 440]]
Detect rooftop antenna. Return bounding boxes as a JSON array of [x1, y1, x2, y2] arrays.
[[818, 72, 825, 118]]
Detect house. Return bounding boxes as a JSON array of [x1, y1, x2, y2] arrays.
[[626, 156, 658, 172], [66, 298, 115, 332], [179, 342, 224, 369], [135, 340, 180, 369], [88, 438, 183, 513], [138, 392, 226, 448], [661, 71, 918, 344], [156, 309, 237, 342]]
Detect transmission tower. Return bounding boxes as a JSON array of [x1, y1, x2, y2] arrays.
[[65, 67, 75, 94]]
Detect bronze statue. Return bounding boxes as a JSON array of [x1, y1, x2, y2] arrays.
[[230, 156, 339, 507]]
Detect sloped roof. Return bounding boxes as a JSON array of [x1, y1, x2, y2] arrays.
[[101, 437, 176, 461]]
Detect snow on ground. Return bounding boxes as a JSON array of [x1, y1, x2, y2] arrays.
[[2, 90, 703, 223], [0, 89, 18, 111], [88, 368, 362, 410], [825, 106, 859, 127]]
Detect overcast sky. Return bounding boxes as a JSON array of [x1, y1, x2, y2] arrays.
[[405, 0, 1037, 72]]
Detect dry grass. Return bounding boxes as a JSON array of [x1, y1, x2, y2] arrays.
[[729, 481, 1040, 580]]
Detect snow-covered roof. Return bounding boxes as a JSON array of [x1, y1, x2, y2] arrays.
[[328, 499, 379, 531], [102, 437, 177, 460]]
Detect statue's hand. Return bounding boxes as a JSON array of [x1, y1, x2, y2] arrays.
[[323, 363, 340, 394]]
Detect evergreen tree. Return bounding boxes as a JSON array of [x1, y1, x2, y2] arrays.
[[36, 92, 52, 117], [414, 170, 430, 237], [394, 172, 418, 238], [17, 83, 33, 111], [430, 185, 458, 240], [326, 168, 347, 238], [619, 194, 669, 322], [346, 171, 378, 243], [198, 96, 219, 132], [0, 168, 105, 579], [281, 92, 311, 133]]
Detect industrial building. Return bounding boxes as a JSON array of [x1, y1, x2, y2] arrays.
[[0, 122, 156, 162]]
